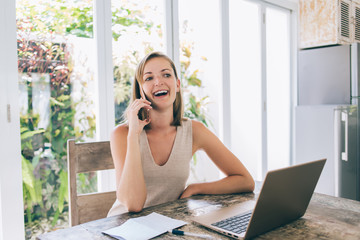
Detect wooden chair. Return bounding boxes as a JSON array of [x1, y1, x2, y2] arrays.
[[67, 139, 117, 226]]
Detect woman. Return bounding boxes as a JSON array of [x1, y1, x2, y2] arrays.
[[107, 52, 254, 216]]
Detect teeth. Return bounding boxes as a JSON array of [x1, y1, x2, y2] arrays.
[[154, 90, 168, 96]]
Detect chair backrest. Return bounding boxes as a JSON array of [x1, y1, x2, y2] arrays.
[[67, 139, 116, 226]]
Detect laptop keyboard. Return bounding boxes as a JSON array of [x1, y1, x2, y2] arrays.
[[211, 212, 252, 234]]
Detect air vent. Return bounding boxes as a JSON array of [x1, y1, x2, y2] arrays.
[[340, 1, 350, 38], [354, 5, 360, 42]]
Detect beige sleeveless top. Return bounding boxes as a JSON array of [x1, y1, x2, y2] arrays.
[[107, 119, 192, 217]]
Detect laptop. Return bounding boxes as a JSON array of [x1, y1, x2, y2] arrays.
[[192, 158, 326, 239]]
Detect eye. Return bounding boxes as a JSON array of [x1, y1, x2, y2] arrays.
[[144, 76, 153, 81], [164, 73, 171, 78]]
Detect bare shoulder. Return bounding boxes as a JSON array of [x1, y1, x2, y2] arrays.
[[110, 124, 128, 164], [191, 120, 215, 151], [111, 123, 128, 141], [191, 119, 208, 134]]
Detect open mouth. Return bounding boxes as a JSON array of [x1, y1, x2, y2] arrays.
[[153, 90, 168, 97]]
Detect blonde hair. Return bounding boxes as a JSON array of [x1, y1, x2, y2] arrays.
[[124, 51, 184, 126]]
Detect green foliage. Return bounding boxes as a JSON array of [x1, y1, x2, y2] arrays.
[[179, 43, 211, 170], [17, 2, 96, 236], [22, 155, 43, 224], [16, 0, 93, 38], [112, 6, 154, 41], [113, 62, 134, 105], [77, 172, 98, 194], [113, 53, 142, 125], [18, 38, 72, 237], [180, 44, 211, 127]]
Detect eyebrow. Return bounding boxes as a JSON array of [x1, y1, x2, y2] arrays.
[[143, 68, 171, 76]]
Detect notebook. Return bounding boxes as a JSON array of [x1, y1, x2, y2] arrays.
[[192, 158, 326, 239]]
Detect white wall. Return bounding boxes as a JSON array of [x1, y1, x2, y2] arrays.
[[0, 1, 25, 240], [0, 187, 2, 240]]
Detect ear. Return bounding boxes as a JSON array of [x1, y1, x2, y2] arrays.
[[176, 78, 181, 92]]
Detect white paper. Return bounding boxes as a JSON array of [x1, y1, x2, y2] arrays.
[[102, 212, 187, 240]]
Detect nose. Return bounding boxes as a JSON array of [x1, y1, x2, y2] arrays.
[[154, 74, 163, 86]]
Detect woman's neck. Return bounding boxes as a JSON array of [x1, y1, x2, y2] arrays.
[[147, 108, 174, 132]]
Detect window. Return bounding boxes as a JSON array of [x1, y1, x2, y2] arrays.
[[229, 0, 292, 180], [111, 0, 166, 124], [266, 6, 291, 171], [178, 0, 222, 182], [16, 0, 96, 237], [229, 0, 263, 179]]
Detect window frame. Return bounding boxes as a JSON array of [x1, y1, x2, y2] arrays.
[[94, 0, 116, 192], [0, 0, 25, 239]]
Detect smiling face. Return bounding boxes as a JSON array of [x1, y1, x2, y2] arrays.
[[130, 52, 184, 126], [140, 57, 180, 110]]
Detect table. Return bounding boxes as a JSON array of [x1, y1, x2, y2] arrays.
[[37, 191, 360, 239]]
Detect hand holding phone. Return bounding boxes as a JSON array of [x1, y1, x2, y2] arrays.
[[126, 90, 151, 135], [138, 84, 150, 122]]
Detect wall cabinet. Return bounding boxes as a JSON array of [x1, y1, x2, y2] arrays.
[[300, 0, 360, 49]]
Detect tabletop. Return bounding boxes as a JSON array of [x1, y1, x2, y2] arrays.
[[37, 191, 360, 240]]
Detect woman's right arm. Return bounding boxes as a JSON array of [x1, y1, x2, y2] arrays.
[[110, 98, 151, 212]]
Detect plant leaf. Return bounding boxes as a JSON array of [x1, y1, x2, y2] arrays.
[[21, 129, 45, 140], [50, 97, 65, 107], [21, 156, 38, 205], [57, 170, 68, 213]]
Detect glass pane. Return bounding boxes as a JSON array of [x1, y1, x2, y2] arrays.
[[229, 0, 262, 180], [16, 0, 96, 237], [178, 0, 222, 182], [266, 7, 290, 171], [111, 0, 166, 125]]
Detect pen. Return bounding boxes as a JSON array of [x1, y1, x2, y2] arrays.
[[170, 229, 216, 239]]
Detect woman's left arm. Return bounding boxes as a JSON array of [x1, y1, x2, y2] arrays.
[[180, 120, 255, 198]]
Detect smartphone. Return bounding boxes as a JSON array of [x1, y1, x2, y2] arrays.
[[138, 84, 150, 121]]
